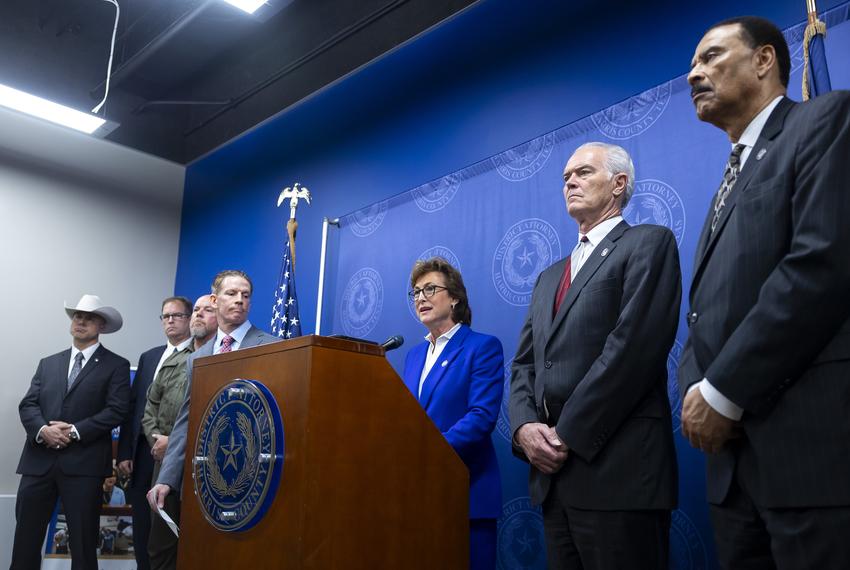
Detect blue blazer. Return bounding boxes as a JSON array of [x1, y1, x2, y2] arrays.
[[403, 324, 503, 519]]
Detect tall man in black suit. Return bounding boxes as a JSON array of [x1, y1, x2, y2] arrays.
[[116, 296, 193, 570], [510, 142, 681, 569], [147, 270, 278, 513], [680, 17, 850, 568], [12, 295, 131, 570]]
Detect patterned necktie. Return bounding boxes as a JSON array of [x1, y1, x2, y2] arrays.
[[219, 335, 234, 353], [68, 352, 84, 390], [711, 143, 746, 232]]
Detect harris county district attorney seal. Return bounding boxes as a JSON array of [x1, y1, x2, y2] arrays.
[[193, 379, 284, 532]]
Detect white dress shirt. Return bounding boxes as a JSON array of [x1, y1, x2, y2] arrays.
[[735, 95, 784, 169], [67, 342, 100, 377], [571, 215, 624, 278], [692, 95, 784, 421], [418, 322, 462, 398], [214, 320, 253, 354]]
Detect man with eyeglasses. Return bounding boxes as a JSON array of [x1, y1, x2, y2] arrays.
[[141, 294, 217, 570], [117, 296, 193, 570]]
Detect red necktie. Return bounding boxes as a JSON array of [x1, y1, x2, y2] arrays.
[[553, 236, 588, 316], [553, 257, 572, 317]]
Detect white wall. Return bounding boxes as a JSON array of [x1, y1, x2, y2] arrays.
[[0, 106, 185, 515]]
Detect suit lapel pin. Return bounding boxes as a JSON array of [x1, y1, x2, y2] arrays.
[[441, 360, 448, 367], [600, 248, 609, 257], [756, 148, 767, 160]]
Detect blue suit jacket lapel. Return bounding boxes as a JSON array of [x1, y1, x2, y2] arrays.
[[419, 325, 470, 410], [404, 343, 428, 396]]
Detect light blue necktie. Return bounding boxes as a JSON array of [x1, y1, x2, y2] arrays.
[[68, 352, 84, 391]]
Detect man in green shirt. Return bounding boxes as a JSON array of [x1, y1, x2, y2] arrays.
[[142, 294, 217, 570]]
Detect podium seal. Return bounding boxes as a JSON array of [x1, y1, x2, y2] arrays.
[[193, 379, 284, 532]]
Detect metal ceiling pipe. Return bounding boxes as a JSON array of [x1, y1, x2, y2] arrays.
[[89, 0, 215, 98]]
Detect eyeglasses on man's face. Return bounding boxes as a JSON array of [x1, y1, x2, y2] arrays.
[[408, 284, 448, 301], [159, 312, 190, 321]]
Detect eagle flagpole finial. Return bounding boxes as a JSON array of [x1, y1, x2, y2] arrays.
[[276, 182, 312, 272], [277, 182, 312, 220]]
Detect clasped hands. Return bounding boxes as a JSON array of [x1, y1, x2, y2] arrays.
[[681, 388, 741, 454], [42, 421, 75, 450], [515, 422, 568, 474]]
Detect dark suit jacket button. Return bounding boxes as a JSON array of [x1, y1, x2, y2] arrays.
[[687, 312, 699, 325], [544, 360, 552, 369]]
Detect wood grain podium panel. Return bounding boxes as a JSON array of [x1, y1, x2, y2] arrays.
[[177, 336, 468, 569]]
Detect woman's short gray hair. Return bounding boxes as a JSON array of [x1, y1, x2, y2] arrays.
[[576, 142, 635, 208]]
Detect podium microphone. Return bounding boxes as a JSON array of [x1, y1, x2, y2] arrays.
[[381, 335, 405, 351]]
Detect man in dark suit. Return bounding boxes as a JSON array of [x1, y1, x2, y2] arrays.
[[147, 270, 278, 515], [510, 142, 681, 569], [116, 296, 192, 570], [680, 16, 850, 568], [12, 294, 131, 570]]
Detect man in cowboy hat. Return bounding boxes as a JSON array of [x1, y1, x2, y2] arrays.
[[12, 294, 131, 570]]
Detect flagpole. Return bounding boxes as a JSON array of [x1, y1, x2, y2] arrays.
[[315, 216, 339, 335], [287, 218, 298, 271], [802, 0, 831, 100], [273, 183, 310, 339]]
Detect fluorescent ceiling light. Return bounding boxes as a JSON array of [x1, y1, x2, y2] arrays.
[[0, 84, 106, 134], [223, 0, 266, 14]]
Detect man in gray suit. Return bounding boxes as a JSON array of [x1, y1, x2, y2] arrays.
[[510, 143, 681, 569], [146, 270, 278, 513]]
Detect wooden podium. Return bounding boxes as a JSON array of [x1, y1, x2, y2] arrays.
[[176, 335, 469, 569]]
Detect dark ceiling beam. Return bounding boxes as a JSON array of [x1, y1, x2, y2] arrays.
[[89, 0, 214, 98], [183, 0, 412, 136], [133, 99, 231, 114]]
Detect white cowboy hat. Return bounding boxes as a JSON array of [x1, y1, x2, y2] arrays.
[[64, 294, 123, 334]]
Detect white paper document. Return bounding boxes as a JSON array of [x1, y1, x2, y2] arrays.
[[156, 504, 180, 537]]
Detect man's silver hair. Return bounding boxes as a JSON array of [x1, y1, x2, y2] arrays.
[[575, 142, 635, 208]]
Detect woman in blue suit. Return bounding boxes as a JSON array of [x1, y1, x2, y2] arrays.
[[403, 257, 504, 570]]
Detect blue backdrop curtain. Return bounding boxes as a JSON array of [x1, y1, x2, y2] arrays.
[[327, 6, 850, 569]]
